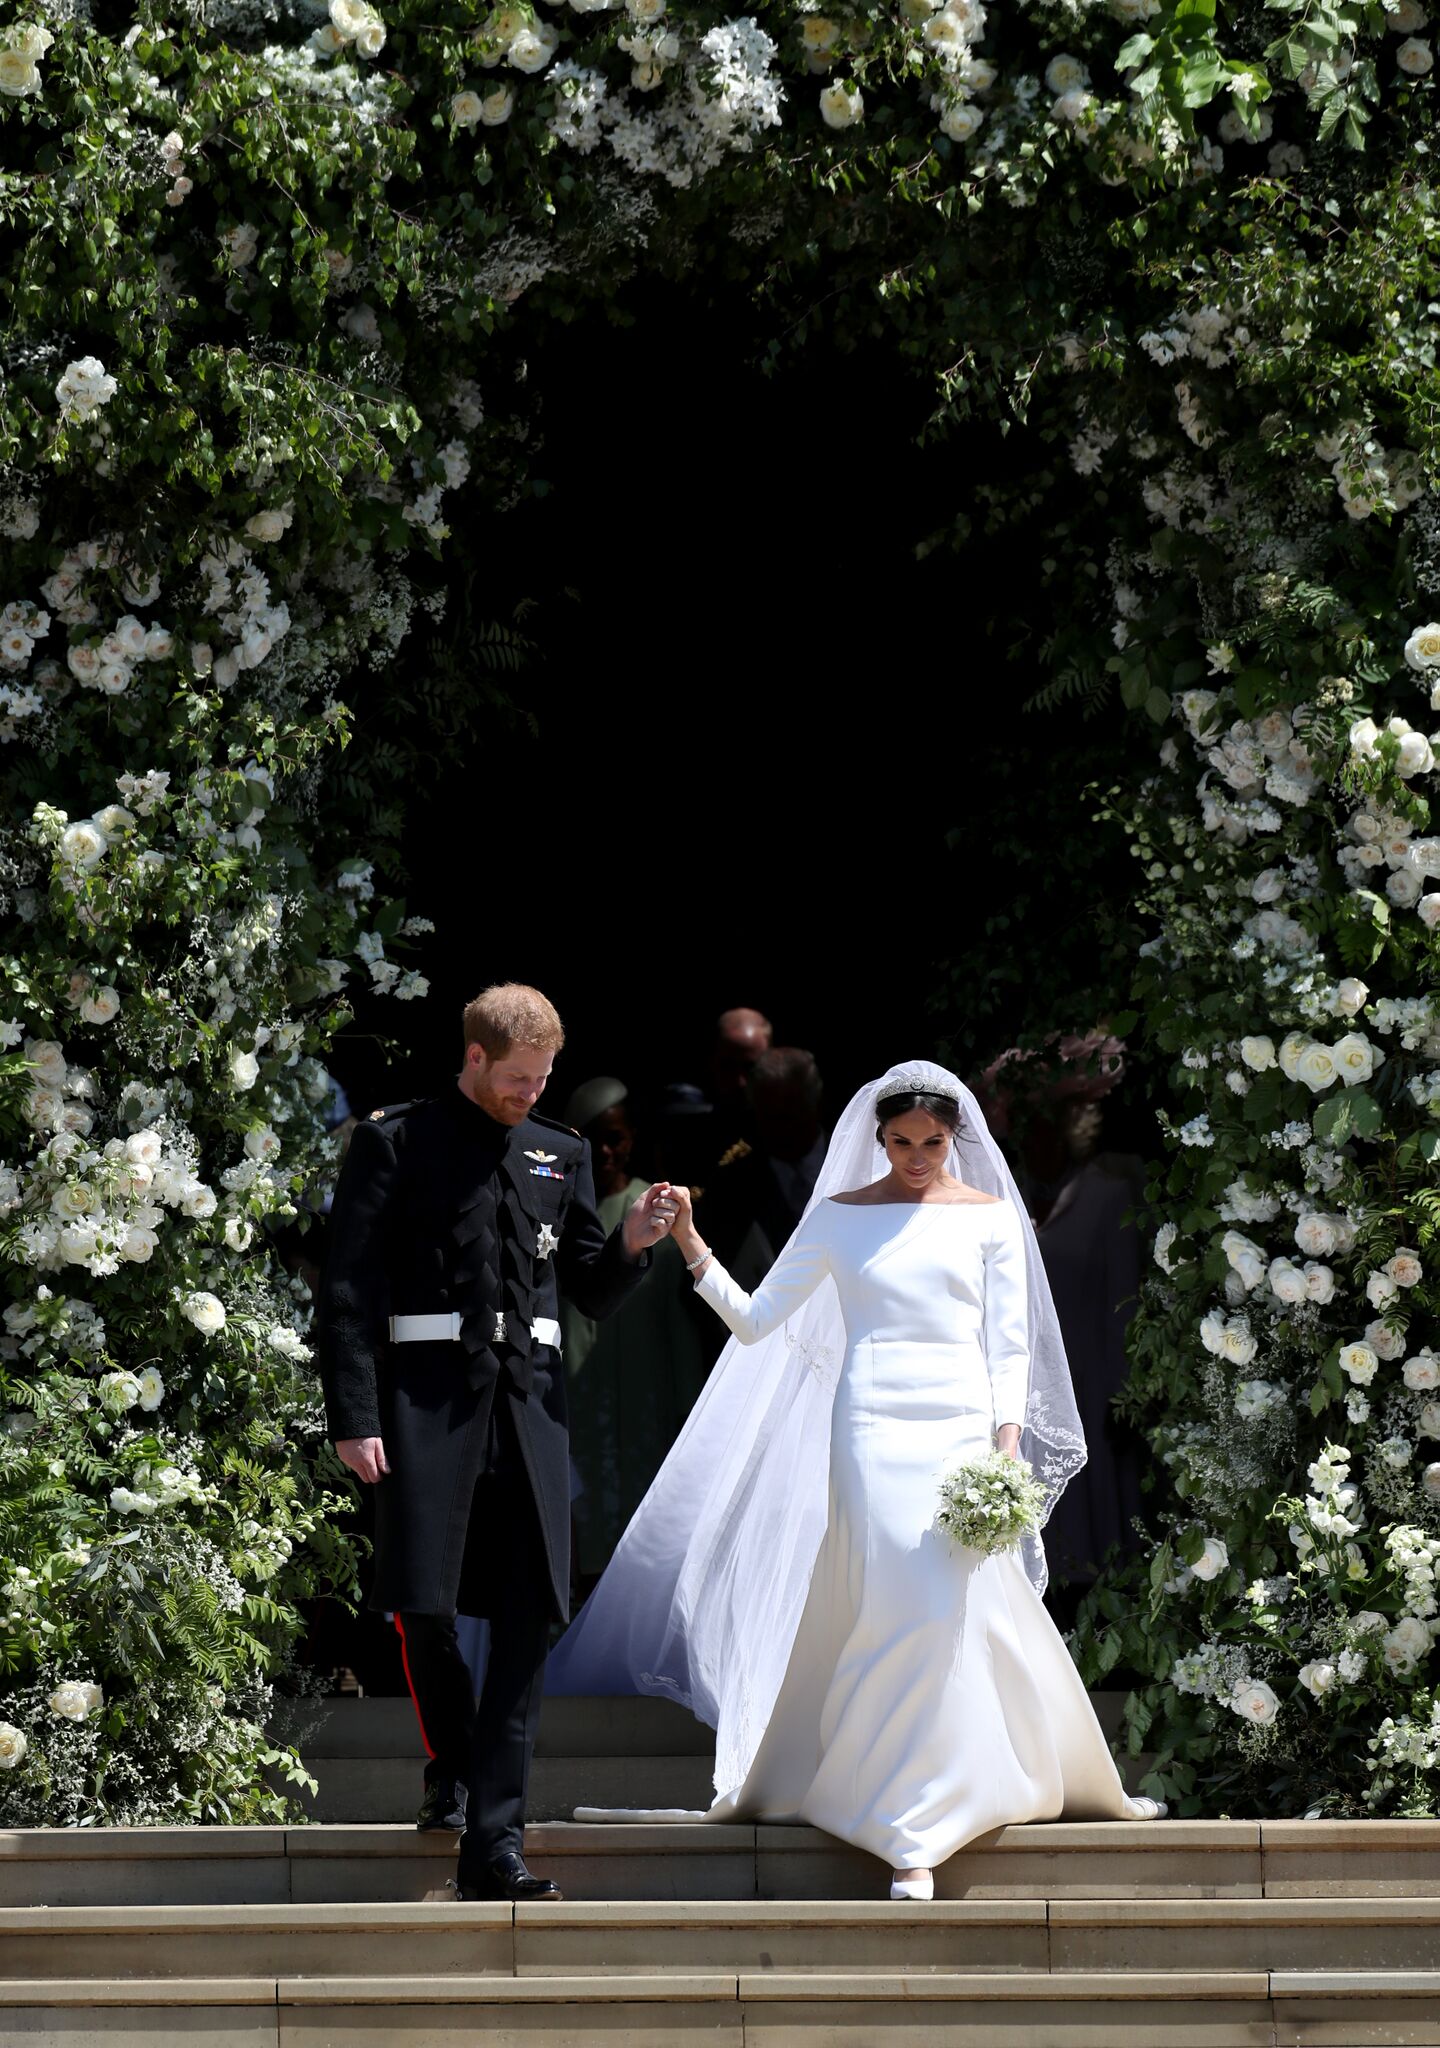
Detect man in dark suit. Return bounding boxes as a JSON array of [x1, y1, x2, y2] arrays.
[[318, 983, 675, 1902]]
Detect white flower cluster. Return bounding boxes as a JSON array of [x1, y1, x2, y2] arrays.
[[5, 1115, 221, 1280], [1180, 696, 1321, 824], [65, 609, 176, 702], [54, 358, 118, 425], [549, 17, 782, 187], [110, 1459, 212, 1517], [197, 541, 292, 689], [1316, 426, 1426, 524]]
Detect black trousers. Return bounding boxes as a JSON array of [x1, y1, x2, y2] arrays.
[[398, 1392, 552, 1879]]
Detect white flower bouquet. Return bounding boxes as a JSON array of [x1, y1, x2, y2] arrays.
[[936, 1450, 1047, 1557]]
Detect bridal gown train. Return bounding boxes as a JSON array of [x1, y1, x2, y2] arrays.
[[636, 1197, 1149, 1872]]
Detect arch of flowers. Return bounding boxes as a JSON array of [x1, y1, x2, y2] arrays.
[[0, 0, 1437, 1821]]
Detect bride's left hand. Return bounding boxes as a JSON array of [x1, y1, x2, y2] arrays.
[[995, 1424, 1022, 1461]]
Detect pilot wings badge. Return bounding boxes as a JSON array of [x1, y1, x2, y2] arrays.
[[524, 1149, 558, 1164]]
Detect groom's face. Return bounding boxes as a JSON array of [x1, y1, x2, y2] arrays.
[[468, 1042, 555, 1126]]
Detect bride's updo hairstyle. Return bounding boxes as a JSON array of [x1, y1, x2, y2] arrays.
[[874, 1089, 963, 1146]]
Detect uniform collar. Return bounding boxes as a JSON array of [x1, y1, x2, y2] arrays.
[[447, 1084, 512, 1151]]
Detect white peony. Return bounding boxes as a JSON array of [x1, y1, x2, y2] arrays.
[[1298, 1660, 1336, 1698], [48, 1681, 103, 1722], [1191, 1536, 1229, 1582], [1231, 1678, 1280, 1724], [819, 81, 864, 126], [1240, 1035, 1276, 1072], [181, 1291, 226, 1336], [0, 1723, 26, 1769]]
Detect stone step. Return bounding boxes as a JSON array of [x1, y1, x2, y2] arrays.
[[5, 1969, 1439, 2047], [2, 1894, 1439, 1980], [275, 1694, 718, 1761], [296, 1753, 721, 1826], [5, 1819, 1440, 1909]]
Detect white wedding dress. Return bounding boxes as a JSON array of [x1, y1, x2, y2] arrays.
[[657, 1195, 1148, 1871]]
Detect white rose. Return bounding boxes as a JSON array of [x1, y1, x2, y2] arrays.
[[1190, 1536, 1229, 1582], [1397, 34, 1434, 70], [48, 1680, 103, 1722], [355, 13, 387, 55], [1386, 0, 1428, 30], [1383, 1617, 1431, 1669], [451, 88, 483, 125], [1404, 622, 1440, 673], [0, 50, 42, 96], [1269, 1258, 1309, 1306], [1387, 1250, 1424, 1288], [1304, 1262, 1336, 1304], [182, 1291, 226, 1336], [1231, 1679, 1280, 1724], [1424, 1463, 1440, 1499], [223, 1215, 254, 1252], [331, 0, 370, 32], [1044, 52, 1089, 93], [1296, 1043, 1338, 1093], [1239, 1035, 1276, 1072], [1419, 1402, 1440, 1438], [244, 506, 292, 544], [819, 81, 864, 126], [1333, 977, 1369, 1016], [1219, 1321, 1258, 1367], [125, 1130, 163, 1170], [122, 1226, 158, 1263], [1368, 1318, 1408, 1361], [0, 1723, 27, 1769], [1330, 1032, 1377, 1086], [507, 24, 558, 70], [79, 986, 120, 1026], [98, 1369, 142, 1415], [1419, 895, 1440, 930], [1251, 867, 1286, 904], [940, 100, 984, 141], [1278, 1032, 1309, 1081], [59, 820, 108, 869], [1339, 1342, 1380, 1385], [229, 1047, 260, 1092], [480, 84, 514, 123], [1388, 867, 1424, 908], [136, 1367, 164, 1411], [1350, 716, 1381, 760], [1051, 87, 1093, 121], [801, 14, 841, 49], [1298, 1660, 1336, 1698], [180, 1181, 218, 1221], [1368, 1270, 1401, 1310]]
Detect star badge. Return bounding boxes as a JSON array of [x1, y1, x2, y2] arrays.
[[536, 1223, 560, 1261]]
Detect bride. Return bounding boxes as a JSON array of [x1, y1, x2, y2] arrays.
[[547, 1061, 1164, 1900]]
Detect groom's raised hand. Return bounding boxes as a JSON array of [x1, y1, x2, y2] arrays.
[[622, 1182, 680, 1259]]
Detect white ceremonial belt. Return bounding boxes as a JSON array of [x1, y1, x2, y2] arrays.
[[389, 1312, 462, 1343], [388, 1312, 563, 1350]]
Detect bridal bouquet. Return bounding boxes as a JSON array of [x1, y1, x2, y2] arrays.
[[936, 1451, 1047, 1556]]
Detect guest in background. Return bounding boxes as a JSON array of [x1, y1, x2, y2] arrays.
[[977, 1032, 1145, 1611], [701, 1047, 827, 1292], [560, 1076, 710, 1589], [708, 1005, 773, 1161]]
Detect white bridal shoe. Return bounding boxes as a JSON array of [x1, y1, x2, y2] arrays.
[[889, 1867, 935, 1901]]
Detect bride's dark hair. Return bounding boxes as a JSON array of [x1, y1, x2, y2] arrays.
[[875, 1090, 963, 1144]]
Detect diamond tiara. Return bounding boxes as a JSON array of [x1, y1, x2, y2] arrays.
[[875, 1065, 963, 1109]]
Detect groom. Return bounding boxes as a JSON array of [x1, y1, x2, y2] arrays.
[[318, 983, 675, 1901]]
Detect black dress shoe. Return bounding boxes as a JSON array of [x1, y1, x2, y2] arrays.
[[461, 1850, 564, 1902], [416, 1778, 467, 1832]]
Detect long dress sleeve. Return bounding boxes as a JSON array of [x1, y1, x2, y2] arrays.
[[693, 1212, 831, 1345], [982, 1200, 1031, 1430]]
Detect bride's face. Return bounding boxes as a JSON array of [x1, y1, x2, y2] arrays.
[[880, 1109, 953, 1192]]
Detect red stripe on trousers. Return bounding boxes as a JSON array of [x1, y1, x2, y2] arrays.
[[393, 1614, 436, 1761]]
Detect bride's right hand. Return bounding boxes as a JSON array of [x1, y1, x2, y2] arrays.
[[669, 1185, 703, 1260]]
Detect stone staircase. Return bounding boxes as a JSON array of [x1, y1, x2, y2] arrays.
[[0, 1698, 1436, 2043]]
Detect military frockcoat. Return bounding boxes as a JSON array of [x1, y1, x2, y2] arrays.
[[318, 1087, 649, 1621]]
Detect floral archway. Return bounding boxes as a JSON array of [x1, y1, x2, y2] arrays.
[[1, 0, 1437, 1818]]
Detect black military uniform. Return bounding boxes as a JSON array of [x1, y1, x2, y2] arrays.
[[317, 1085, 650, 1895]]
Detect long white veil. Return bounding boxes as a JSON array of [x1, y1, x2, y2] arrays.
[[547, 1059, 1088, 1800]]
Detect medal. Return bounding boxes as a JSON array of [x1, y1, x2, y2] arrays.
[[492, 1311, 507, 1345], [536, 1223, 559, 1261]]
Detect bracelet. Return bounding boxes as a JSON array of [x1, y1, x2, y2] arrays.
[[684, 1245, 712, 1273]]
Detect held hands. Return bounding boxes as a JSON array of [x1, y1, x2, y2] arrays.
[[995, 1424, 1023, 1463], [336, 1436, 390, 1484], [622, 1181, 683, 1259]]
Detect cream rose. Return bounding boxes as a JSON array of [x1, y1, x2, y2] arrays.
[[451, 88, 484, 125], [819, 81, 864, 126], [1334, 976, 1369, 1016], [480, 85, 514, 123], [1420, 1401, 1440, 1438], [1296, 1043, 1338, 1092], [1190, 1536, 1229, 1582], [1298, 1660, 1336, 1697], [229, 1047, 260, 1092], [1403, 1351, 1440, 1390], [1405, 622, 1440, 672], [1231, 1679, 1280, 1724], [1240, 1035, 1276, 1072], [1339, 1342, 1379, 1385], [1367, 1270, 1400, 1311], [507, 24, 558, 70], [0, 49, 41, 96], [1278, 1031, 1309, 1081], [48, 1681, 103, 1722], [181, 1291, 226, 1336], [1386, 1249, 1424, 1288], [1397, 34, 1434, 70], [1330, 1032, 1377, 1086], [79, 986, 120, 1026], [0, 1723, 26, 1769], [940, 100, 984, 140]]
